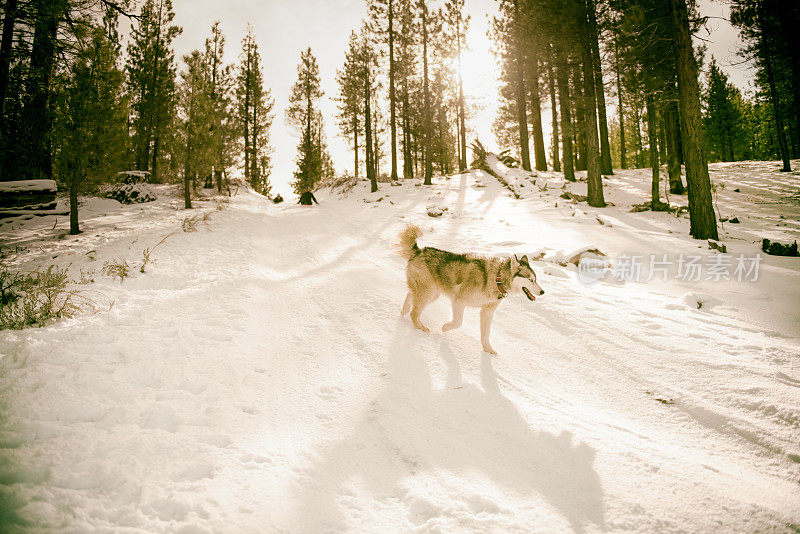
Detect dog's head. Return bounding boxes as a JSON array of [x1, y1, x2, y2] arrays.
[[510, 255, 545, 301]]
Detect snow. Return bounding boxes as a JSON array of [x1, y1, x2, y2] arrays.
[[1, 162, 799, 532], [0, 179, 57, 193]]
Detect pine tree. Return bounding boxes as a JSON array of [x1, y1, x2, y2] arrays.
[[703, 59, 744, 162], [177, 50, 213, 208], [668, 0, 718, 239], [336, 31, 364, 180], [236, 28, 274, 195], [286, 47, 329, 194], [126, 0, 182, 183], [55, 21, 128, 234], [204, 21, 236, 192]]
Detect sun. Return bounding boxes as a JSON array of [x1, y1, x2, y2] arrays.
[[458, 22, 501, 148]]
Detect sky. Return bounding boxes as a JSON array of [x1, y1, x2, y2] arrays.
[[164, 0, 752, 195]]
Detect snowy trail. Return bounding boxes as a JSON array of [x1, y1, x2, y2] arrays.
[[1, 171, 799, 532]]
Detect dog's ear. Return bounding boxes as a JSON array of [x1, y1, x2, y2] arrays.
[[520, 254, 529, 265]]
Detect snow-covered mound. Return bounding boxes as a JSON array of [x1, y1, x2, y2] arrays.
[[1, 162, 799, 532]]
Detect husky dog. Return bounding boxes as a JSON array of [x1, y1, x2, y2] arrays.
[[398, 224, 544, 354]]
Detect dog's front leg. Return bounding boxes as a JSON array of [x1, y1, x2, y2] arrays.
[[442, 300, 465, 332], [480, 303, 499, 355]]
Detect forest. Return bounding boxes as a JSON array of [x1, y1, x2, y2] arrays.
[[0, 0, 797, 237]]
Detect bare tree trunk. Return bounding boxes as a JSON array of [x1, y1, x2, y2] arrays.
[[580, 30, 605, 207], [365, 61, 376, 192], [20, 0, 67, 180], [69, 176, 80, 234], [632, 95, 643, 168], [762, 44, 791, 171], [665, 98, 685, 194], [646, 93, 660, 206], [548, 62, 561, 172], [353, 113, 359, 180], [388, 0, 398, 181], [0, 0, 19, 121], [614, 39, 626, 169], [573, 63, 587, 171], [457, 15, 467, 172], [422, 0, 433, 184], [668, 0, 718, 239], [587, 0, 612, 175], [513, 0, 531, 171], [556, 60, 575, 181], [529, 58, 547, 171]]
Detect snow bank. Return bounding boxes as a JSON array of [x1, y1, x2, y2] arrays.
[[0, 179, 57, 192]]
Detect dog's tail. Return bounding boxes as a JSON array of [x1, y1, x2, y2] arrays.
[[397, 224, 423, 260]]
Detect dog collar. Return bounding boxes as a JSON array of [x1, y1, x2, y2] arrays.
[[496, 276, 507, 299]]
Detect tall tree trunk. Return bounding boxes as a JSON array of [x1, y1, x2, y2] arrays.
[[548, 62, 561, 172], [632, 96, 643, 168], [152, 136, 159, 183], [402, 76, 413, 178], [353, 113, 359, 180], [646, 93, 660, 206], [365, 53, 377, 192], [668, 0, 718, 239], [252, 88, 258, 183], [184, 94, 193, 209], [513, 0, 531, 171], [580, 22, 605, 207], [0, 0, 18, 122], [422, 1, 433, 184], [556, 60, 575, 181], [529, 58, 547, 171], [457, 15, 467, 172], [587, 0, 612, 175], [665, 99, 685, 194], [757, 1, 792, 172], [614, 40, 626, 169], [20, 0, 67, 180], [144, 0, 163, 176], [243, 54, 251, 183], [573, 63, 587, 171], [763, 51, 791, 171], [388, 0, 398, 181], [69, 176, 80, 234]]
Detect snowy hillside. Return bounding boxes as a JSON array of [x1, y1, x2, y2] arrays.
[[1, 163, 799, 532]]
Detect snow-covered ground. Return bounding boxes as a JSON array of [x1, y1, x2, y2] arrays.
[[0, 163, 799, 532]]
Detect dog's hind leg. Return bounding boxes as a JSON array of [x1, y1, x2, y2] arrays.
[[401, 292, 413, 316], [442, 299, 465, 332], [480, 303, 499, 355], [410, 289, 437, 332]]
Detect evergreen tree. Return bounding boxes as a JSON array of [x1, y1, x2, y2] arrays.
[[335, 31, 365, 180], [703, 59, 744, 162], [236, 28, 274, 195], [54, 21, 128, 234], [126, 0, 182, 182], [177, 50, 214, 208], [286, 47, 329, 194]]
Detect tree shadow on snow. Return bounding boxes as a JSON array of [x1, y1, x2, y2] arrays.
[[289, 324, 605, 532]]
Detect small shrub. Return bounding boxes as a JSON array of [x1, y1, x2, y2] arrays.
[[101, 258, 130, 282], [0, 266, 91, 329], [182, 211, 212, 232], [105, 183, 157, 204], [140, 233, 174, 273]]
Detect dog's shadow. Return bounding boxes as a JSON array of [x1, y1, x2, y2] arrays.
[[289, 327, 605, 532]]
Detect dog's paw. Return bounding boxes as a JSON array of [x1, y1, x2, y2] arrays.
[[482, 346, 497, 355], [414, 323, 430, 333], [442, 322, 458, 332]]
